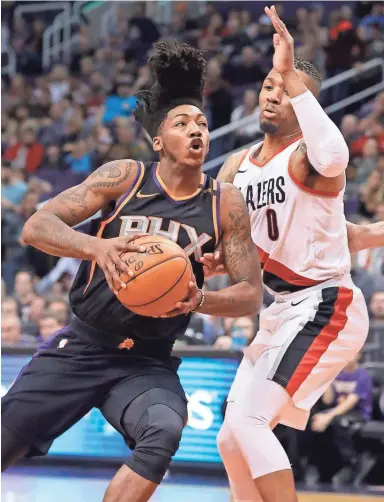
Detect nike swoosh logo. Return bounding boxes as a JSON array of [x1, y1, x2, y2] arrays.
[[136, 191, 159, 199], [237, 169, 247, 173], [291, 298, 308, 307]]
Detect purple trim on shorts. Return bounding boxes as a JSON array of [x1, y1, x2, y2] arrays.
[[102, 161, 142, 221]]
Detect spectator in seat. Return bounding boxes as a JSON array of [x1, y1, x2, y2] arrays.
[[231, 89, 260, 148], [1, 297, 19, 318], [114, 116, 152, 161], [13, 270, 36, 319], [340, 114, 361, 150], [356, 138, 379, 183], [23, 295, 47, 337], [49, 65, 70, 104], [350, 250, 376, 307], [70, 35, 95, 75], [369, 287, 384, 320], [1, 315, 36, 347], [302, 352, 373, 485], [221, 17, 251, 58], [65, 139, 92, 175], [47, 298, 70, 325], [3, 125, 44, 174], [215, 316, 255, 350], [86, 72, 107, 114], [37, 103, 66, 146], [102, 79, 137, 125], [39, 312, 65, 342], [225, 46, 266, 86], [205, 58, 233, 157], [366, 23, 384, 58], [1, 162, 28, 207], [324, 7, 365, 106], [2, 191, 40, 290], [358, 169, 384, 218], [129, 2, 160, 47]]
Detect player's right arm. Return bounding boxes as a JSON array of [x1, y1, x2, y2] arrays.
[[22, 160, 145, 293], [347, 221, 384, 254]]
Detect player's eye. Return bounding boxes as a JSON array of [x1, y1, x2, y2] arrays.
[[199, 122, 208, 128], [265, 85, 273, 91], [175, 121, 186, 127]]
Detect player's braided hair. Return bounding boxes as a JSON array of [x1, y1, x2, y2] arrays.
[[294, 57, 322, 84], [134, 40, 206, 138]]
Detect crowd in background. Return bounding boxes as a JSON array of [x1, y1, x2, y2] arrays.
[[1, 0, 383, 489], [1, 0, 383, 350]]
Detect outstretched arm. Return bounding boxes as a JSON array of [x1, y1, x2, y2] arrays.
[[265, 5, 348, 194], [347, 221, 384, 254]]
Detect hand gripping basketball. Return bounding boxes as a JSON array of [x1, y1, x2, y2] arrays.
[[93, 234, 147, 295], [159, 280, 202, 318]]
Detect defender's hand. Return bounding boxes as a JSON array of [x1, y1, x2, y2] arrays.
[[265, 5, 295, 75], [159, 281, 201, 318], [93, 234, 147, 295], [200, 250, 225, 278]]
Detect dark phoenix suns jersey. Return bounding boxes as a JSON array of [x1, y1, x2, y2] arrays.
[[69, 161, 222, 350]]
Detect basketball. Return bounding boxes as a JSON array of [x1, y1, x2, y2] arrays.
[[115, 235, 193, 317]]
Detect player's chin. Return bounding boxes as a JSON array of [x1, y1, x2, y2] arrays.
[[260, 119, 280, 135], [184, 148, 206, 167]]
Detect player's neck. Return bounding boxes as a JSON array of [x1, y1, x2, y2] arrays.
[[157, 160, 202, 197], [260, 130, 302, 158]]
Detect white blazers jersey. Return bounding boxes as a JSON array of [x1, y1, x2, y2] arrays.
[[233, 138, 351, 295]]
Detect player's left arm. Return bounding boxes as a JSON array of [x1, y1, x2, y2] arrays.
[[161, 184, 263, 318], [198, 183, 263, 317], [266, 6, 348, 194], [347, 221, 384, 254]]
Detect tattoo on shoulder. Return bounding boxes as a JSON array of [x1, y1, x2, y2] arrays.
[[218, 153, 243, 184], [55, 160, 135, 219], [223, 187, 256, 284]]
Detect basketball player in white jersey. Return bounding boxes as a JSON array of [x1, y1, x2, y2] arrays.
[[201, 6, 375, 502]]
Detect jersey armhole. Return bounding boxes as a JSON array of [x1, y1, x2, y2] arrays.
[[211, 178, 222, 246], [101, 161, 146, 221]]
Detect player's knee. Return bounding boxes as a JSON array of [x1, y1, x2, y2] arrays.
[[217, 421, 238, 458], [125, 404, 184, 484]]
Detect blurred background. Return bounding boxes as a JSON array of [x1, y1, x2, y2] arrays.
[[1, 1, 384, 501]]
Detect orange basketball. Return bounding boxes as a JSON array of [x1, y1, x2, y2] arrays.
[[115, 235, 193, 317]]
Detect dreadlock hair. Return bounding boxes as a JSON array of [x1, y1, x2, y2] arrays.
[[134, 40, 207, 139], [293, 57, 322, 85]]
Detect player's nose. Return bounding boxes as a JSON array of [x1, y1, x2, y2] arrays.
[[267, 94, 280, 105], [189, 126, 202, 138]]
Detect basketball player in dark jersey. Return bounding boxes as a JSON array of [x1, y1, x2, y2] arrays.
[[2, 42, 262, 501]]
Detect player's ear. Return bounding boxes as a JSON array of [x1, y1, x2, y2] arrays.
[[153, 136, 162, 152]]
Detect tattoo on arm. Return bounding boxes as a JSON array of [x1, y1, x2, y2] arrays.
[[217, 151, 245, 184], [222, 185, 260, 286], [52, 160, 135, 223]]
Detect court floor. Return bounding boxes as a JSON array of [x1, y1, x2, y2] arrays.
[[2, 467, 384, 502]]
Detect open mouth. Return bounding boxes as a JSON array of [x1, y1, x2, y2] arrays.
[[189, 138, 204, 152]]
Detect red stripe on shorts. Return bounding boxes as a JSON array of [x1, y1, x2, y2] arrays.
[[286, 287, 353, 396]]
